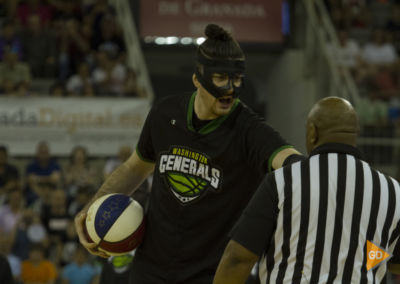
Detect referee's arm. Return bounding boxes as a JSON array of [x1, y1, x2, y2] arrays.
[[214, 174, 278, 284], [213, 240, 258, 284]]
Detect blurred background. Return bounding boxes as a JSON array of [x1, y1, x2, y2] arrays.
[[0, 0, 399, 283]]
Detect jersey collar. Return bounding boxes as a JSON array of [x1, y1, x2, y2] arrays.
[[310, 143, 364, 160]]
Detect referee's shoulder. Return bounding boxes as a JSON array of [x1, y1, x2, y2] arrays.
[[269, 157, 308, 182]]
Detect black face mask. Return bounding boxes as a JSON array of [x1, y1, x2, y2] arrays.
[[195, 53, 245, 99]]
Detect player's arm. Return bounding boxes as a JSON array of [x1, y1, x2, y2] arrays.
[[245, 121, 304, 171], [213, 240, 258, 284], [74, 150, 154, 258], [271, 147, 304, 170]]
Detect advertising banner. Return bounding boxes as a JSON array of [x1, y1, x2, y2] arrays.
[[140, 0, 283, 43], [0, 97, 150, 156]]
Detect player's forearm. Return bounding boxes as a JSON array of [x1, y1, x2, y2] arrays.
[[85, 164, 141, 210], [82, 151, 154, 212], [272, 148, 303, 170]]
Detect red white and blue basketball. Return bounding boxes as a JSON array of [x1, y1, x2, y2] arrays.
[[85, 193, 145, 256]]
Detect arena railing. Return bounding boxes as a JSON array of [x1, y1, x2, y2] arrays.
[[108, 0, 155, 101], [302, 0, 361, 106], [303, 0, 399, 177]]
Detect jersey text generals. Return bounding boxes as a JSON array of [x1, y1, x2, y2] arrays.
[[159, 146, 222, 203]]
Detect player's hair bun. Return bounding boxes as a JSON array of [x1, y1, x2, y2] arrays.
[[205, 24, 232, 42]]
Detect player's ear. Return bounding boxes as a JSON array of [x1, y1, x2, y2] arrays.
[[192, 73, 200, 88]]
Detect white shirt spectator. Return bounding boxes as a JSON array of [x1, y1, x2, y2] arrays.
[[66, 75, 93, 95], [361, 43, 398, 65], [329, 39, 361, 68], [92, 63, 126, 95]]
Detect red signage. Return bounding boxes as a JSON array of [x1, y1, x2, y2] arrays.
[[140, 0, 283, 43]]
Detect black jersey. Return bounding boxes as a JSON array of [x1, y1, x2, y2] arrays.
[[132, 92, 291, 283]]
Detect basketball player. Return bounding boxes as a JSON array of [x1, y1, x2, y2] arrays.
[[75, 24, 303, 283]]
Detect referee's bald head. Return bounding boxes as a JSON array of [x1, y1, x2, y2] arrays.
[[306, 97, 359, 154]]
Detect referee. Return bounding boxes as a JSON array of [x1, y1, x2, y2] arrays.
[[214, 97, 400, 284]]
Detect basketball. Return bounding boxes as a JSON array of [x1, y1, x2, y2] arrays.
[[84, 193, 145, 256]]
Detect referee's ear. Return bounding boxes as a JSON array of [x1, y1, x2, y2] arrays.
[[306, 122, 318, 153]]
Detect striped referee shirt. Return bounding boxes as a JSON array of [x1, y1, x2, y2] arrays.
[[231, 143, 400, 283]]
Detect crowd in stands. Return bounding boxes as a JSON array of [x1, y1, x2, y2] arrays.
[[324, 0, 400, 169], [0, 0, 146, 98], [325, 0, 400, 126], [0, 142, 150, 284]]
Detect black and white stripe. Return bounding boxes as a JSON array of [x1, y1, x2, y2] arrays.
[[260, 153, 400, 283]]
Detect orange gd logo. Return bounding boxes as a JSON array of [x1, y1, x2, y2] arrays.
[[366, 240, 391, 271]]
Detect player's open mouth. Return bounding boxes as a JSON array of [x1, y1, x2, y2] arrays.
[[218, 96, 233, 106]]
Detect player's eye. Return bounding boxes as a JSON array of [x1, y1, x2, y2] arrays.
[[232, 74, 244, 86]]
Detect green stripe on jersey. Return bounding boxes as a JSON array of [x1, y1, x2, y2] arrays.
[[267, 145, 295, 172], [136, 145, 156, 163], [187, 92, 240, 135]]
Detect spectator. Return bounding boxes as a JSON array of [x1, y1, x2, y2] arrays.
[[47, 0, 81, 19], [0, 1, 13, 19], [16, 0, 53, 28], [123, 68, 146, 97], [49, 81, 67, 97], [0, 47, 31, 95], [56, 18, 91, 81], [0, 20, 22, 60], [41, 189, 70, 266], [25, 141, 62, 205], [0, 188, 26, 259], [12, 209, 47, 261], [84, 0, 115, 39], [64, 146, 98, 198], [60, 221, 80, 265], [386, 4, 400, 53], [91, 15, 125, 62], [68, 185, 94, 217], [20, 13, 57, 78], [66, 62, 95, 97], [0, 145, 19, 205], [361, 29, 398, 66], [61, 246, 99, 284], [359, 29, 400, 100], [356, 94, 389, 127], [103, 145, 132, 180], [367, 64, 400, 100], [21, 243, 57, 284], [92, 50, 126, 96], [329, 29, 361, 76], [0, 188, 25, 235], [0, 253, 14, 284], [0, 231, 21, 282]]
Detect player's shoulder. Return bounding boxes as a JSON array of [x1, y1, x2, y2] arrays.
[[236, 101, 264, 121], [151, 94, 190, 112], [233, 100, 270, 130]]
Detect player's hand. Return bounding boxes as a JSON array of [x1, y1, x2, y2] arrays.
[[74, 211, 110, 258]]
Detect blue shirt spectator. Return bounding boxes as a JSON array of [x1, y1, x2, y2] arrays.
[[25, 141, 62, 205], [62, 246, 99, 284], [0, 20, 23, 61]]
